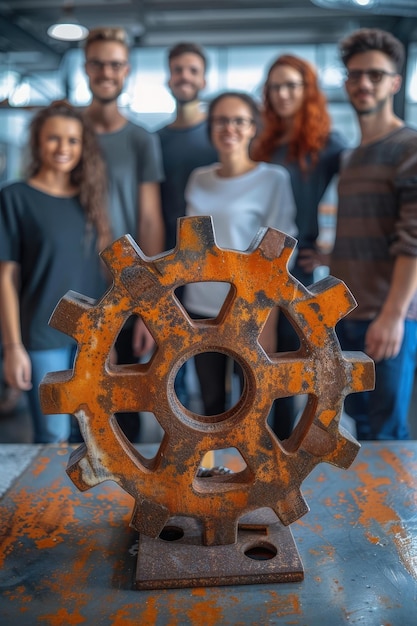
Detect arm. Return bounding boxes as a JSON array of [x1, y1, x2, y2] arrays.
[[137, 181, 165, 256], [0, 261, 32, 390], [132, 181, 165, 357], [365, 255, 417, 362]]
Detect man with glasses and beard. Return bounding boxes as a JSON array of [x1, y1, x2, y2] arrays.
[[330, 28, 417, 441], [157, 42, 217, 406], [83, 27, 165, 442]]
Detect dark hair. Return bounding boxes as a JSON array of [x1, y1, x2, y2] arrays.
[[85, 26, 129, 55], [28, 100, 111, 249], [207, 91, 261, 141], [339, 28, 405, 73], [168, 42, 207, 70], [251, 54, 330, 172]]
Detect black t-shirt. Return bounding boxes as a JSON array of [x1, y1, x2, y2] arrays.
[[0, 182, 107, 349]]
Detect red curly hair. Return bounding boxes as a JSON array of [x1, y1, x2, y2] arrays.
[[252, 55, 331, 172]]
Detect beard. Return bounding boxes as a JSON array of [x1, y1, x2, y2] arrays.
[[171, 83, 200, 105], [90, 83, 124, 105], [352, 93, 389, 117]]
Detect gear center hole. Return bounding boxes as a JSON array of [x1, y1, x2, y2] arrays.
[[176, 353, 245, 419]]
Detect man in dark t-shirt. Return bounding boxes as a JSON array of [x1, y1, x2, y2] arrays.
[[157, 42, 217, 406]]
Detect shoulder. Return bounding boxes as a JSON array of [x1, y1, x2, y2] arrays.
[[125, 120, 154, 140], [326, 130, 350, 152], [255, 161, 291, 182], [156, 124, 170, 138], [0, 181, 28, 200], [395, 126, 417, 149], [375, 126, 417, 164], [186, 164, 219, 192], [190, 163, 218, 180], [398, 125, 417, 138]]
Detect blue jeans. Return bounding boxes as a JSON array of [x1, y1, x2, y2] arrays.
[[28, 346, 76, 443], [336, 319, 417, 440]]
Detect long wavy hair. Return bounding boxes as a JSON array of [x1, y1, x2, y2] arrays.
[[27, 100, 112, 250], [252, 55, 331, 172]]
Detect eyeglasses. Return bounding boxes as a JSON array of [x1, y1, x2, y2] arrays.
[[86, 59, 128, 73], [267, 82, 304, 94], [346, 69, 397, 84], [211, 116, 254, 130]]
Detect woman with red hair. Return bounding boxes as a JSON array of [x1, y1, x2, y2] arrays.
[[252, 54, 348, 439]]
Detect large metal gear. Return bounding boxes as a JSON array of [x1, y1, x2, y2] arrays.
[[40, 216, 374, 548]]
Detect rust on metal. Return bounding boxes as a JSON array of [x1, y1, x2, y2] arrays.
[[1, 443, 417, 622], [39, 216, 375, 587]]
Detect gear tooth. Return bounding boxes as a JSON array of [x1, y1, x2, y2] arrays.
[[343, 353, 375, 395], [293, 277, 359, 347], [49, 290, 95, 339], [100, 234, 142, 277], [130, 500, 170, 538], [39, 369, 74, 414], [275, 489, 309, 526], [254, 227, 297, 262], [326, 428, 361, 469], [177, 215, 216, 252], [309, 276, 357, 321]]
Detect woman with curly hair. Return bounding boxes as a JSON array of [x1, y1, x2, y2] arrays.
[[0, 100, 112, 442], [252, 54, 348, 439]]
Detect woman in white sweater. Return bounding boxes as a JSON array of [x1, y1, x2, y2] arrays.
[[184, 91, 297, 416]]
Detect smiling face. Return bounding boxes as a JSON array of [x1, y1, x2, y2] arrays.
[[37, 116, 83, 175], [344, 50, 401, 117], [85, 40, 130, 104], [209, 96, 257, 158], [168, 52, 206, 104], [266, 64, 305, 119]]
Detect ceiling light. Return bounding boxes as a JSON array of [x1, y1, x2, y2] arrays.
[[47, 5, 89, 42]]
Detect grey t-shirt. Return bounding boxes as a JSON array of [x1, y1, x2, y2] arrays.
[[97, 120, 164, 240]]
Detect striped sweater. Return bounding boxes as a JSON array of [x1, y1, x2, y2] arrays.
[[330, 125, 417, 321]]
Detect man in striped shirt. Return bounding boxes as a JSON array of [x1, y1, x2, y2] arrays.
[[330, 28, 417, 440]]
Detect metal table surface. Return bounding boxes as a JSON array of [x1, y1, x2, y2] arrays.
[[0, 442, 416, 625]]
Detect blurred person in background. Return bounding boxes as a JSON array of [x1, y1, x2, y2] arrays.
[[184, 91, 297, 417], [252, 54, 348, 440], [0, 100, 111, 443], [157, 41, 217, 406], [84, 26, 165, 441], [330, 28, 417, 440]]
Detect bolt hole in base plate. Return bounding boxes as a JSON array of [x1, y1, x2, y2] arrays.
[[135, 508, 303, 590]]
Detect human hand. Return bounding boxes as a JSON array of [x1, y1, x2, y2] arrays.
[[364, 313, 404, 362], [2, 344, 32, 390], [297, 248, 330, 274]]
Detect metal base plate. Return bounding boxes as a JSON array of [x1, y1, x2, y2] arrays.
[[135, 508, 304, 590]]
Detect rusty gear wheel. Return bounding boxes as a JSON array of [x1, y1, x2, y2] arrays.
[[40, 216, 374, 546]]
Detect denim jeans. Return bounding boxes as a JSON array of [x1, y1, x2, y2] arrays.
[[28, 346, 76, 443], [336, 318, 417, 440]]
